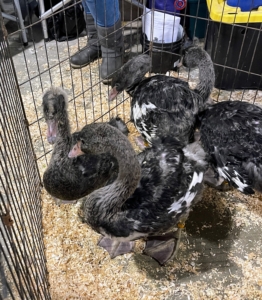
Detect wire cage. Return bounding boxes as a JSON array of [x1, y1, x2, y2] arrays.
[[0, 14, 51, 300], [1, 0, 262, 298]]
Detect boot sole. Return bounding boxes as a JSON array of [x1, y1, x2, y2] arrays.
[[70, 55, 102, 69], [70, 62, 90, 69]]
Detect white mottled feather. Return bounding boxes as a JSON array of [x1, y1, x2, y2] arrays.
[[133, 102, 157, 121], [168, 171, 204, 213]]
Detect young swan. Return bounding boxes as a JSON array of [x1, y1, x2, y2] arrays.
[[109, 47, 215, 147], [42, 86, 129, 204], [69, 123, 207, 265]]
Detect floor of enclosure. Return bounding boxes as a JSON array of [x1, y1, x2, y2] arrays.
[[6, 17, 262, 300]]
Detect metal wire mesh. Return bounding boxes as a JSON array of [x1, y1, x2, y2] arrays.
[[0, 13, 51, 300]]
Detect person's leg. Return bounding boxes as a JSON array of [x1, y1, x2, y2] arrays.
[[97, 17, 123, 80], [85, 0, 123, 80], [81, 0, 90, 14], [71, 0, 123, 80], [84, 0, 120, 27], [70, 1, 102, 69]]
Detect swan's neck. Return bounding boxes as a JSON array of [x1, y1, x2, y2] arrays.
[[52, 113, 72, 156], [126, 84, 137, 97], [126, 76, 147, 97], [195, 56, 215, 108], [84, 127, 141, 223]]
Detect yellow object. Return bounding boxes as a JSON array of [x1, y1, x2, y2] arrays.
[[177, 222, 185, 229], [206, 0, 262, 23], [144, 140, 150, 147]]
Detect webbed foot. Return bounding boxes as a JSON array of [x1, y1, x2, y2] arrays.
[[98, 236, 135, 259], [144, 223, 185, 265], [53, 197, 78, 206]]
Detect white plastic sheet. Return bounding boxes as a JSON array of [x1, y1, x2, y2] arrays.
[[142, 6, 181, 44]]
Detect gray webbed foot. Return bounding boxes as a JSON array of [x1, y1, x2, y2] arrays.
[[98, 236, 135, 258], [144, 236, 178, 265], [144, 223, 185, 265], [53, 197, 78, 206]]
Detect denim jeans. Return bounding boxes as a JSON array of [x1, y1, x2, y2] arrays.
[[82, 0, 120, 27]]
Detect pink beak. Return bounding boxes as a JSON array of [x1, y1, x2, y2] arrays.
[[68, 141, 85, 158], [47, 119, 58, 144], [108, 86, 119, 102]]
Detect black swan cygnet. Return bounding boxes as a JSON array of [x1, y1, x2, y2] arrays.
[[109, 46, 215, 147], [68, 123, 207, 265], [42, 86, 129, 204]]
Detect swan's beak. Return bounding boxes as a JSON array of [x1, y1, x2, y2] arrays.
[[68, 141, 85, 158], [108, 86, 119, 102], [47, 119, 58, 144]]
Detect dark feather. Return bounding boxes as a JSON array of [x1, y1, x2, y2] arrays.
[[198, 100, 262, 194], [76, 123, 207, 242], [110, 47, 215, 147], [42, 87, 129, 201]]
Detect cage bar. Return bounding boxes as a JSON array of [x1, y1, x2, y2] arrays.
[[0, 11, 51, 300]]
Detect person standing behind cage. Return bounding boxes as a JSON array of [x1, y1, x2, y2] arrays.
[[70, 0, 123, 81]]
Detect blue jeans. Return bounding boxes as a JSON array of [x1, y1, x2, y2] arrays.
[[82, 0, 120, 27]]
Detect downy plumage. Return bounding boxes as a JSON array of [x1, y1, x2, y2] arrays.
[[198, 100, 262, 194], [109, 46, 215, 147], [69, 123, 207, 265], [42, 86, 128, 203]]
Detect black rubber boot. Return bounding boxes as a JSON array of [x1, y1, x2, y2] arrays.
[[70, 14, 101, 69], [97, 18, 124, 81]]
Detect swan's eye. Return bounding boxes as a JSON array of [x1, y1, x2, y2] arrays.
[[81, 139, 85, 145]]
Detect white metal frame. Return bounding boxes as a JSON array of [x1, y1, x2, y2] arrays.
[[1, 0, 28, 45], [38, 0, 72, 40]]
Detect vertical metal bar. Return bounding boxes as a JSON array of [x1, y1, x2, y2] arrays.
[[39, 0, 49, 40], [13, 0, 28, 45], [0, 11, 51, 300]]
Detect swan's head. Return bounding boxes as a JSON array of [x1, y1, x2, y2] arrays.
[[109, 54, 151, 101], [182, 46, 211, 69], [68, 119, 130, 159], [68, 141, 85, 158], [69, 122, 132, 160], [68, 123, 106, 158], [42, 87, 68, 144]]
